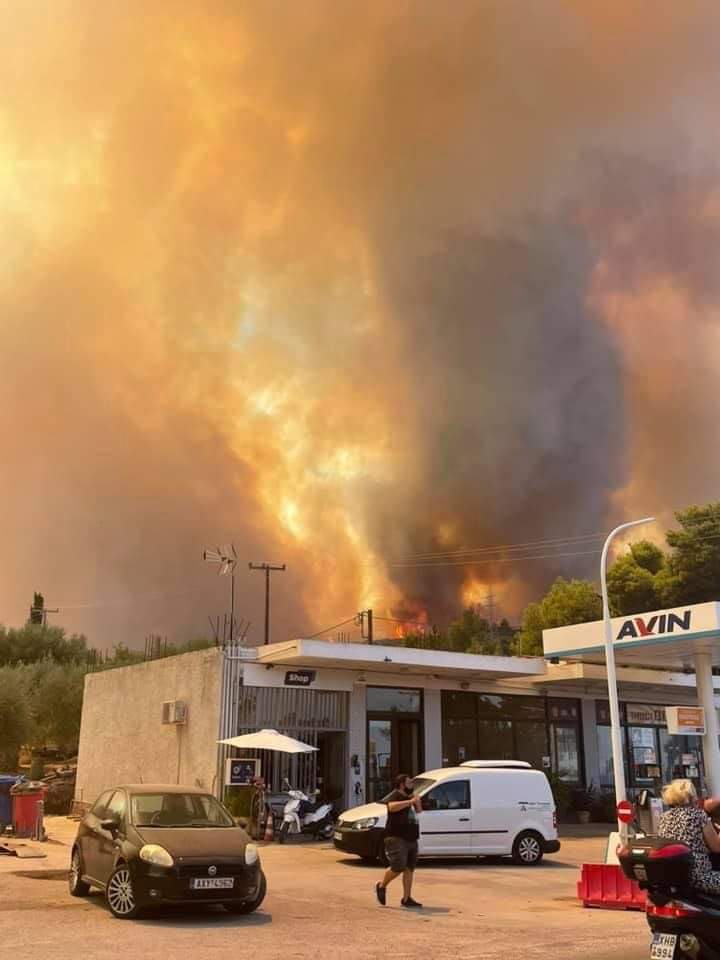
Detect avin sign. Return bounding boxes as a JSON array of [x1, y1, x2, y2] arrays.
[[616, 610, 692, 641]]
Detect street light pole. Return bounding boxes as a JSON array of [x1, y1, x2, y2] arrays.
[[600, 517, 654, 842]]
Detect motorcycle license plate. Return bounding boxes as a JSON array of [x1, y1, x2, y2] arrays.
[[334, 831, 342, 841], [650, 933, 677, 959]]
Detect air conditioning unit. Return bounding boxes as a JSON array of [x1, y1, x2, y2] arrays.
[[161, 700, 188, 725]]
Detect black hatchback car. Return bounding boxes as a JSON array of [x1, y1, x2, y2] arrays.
[[69, 784, 266, 919]]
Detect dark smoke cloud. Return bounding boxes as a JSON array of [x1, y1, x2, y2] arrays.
[[1, 1, 719, 645]]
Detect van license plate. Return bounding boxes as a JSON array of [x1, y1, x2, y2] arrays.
[[190, 877, 234, 890], [650, 933, 677, 959]]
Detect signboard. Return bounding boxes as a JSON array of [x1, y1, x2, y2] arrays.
[[242, 662, 354, 692], [284, 669, 316, 687], [626, 704, 667, 726], [224, 758, 260, 786], [543, 600, 720, 663], [666, 706, 705, 736]]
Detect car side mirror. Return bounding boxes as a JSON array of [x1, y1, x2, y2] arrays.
[[421, 797, 437, 811], [100, 817, 120, 834]]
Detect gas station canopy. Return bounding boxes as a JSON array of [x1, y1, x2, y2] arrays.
[[543, 601, 720, 672]]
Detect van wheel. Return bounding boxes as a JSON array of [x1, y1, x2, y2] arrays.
[[512, 831, 544, 866]]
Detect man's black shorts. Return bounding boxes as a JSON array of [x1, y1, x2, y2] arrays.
[[384, 836, 418, 872]]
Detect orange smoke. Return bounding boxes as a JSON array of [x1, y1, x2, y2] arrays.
[[1, 2, 719, 647]]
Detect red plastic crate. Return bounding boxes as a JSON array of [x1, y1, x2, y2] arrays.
[[577, 863, 646, 911]]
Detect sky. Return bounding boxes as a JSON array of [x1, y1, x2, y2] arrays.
[[1, 1, 719, 648]]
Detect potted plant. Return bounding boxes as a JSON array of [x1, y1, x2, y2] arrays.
[[547, 771, 573, 821], [572, 784, 597, 824]]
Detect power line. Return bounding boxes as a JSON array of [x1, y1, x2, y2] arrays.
[[303, 616, 359, 640], [381, 531, 607, 564], [387, 547, 603, 570]]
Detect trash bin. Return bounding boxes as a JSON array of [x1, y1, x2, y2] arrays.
[[10, 781, 46, 839], [0, 775, 20, 828]]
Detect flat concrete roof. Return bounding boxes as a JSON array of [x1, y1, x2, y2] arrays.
[[543, 601, 720, 671], [251, 638, 546, 680]]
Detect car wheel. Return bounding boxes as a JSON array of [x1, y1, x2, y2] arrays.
[[277, 821, 290, 844], [106, 864, 143, 919], [68, 847, 91, 897], [223, 871, 267, 915], [512, 831, 544, 866]]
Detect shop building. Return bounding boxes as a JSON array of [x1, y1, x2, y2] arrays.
[[76, 614, 720, 809]]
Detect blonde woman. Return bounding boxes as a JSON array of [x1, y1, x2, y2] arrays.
[[658, 779, 720, 893]]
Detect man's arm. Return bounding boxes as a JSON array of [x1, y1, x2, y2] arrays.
[[386, 791, 423, 814]]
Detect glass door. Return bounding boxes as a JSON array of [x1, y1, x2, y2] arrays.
[[368, 720, 393, 801]]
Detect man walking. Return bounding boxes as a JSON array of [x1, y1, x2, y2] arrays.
[[375, 773, 423, 909]]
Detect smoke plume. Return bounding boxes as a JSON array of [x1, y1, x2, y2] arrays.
[[1, 1, 719, 646]]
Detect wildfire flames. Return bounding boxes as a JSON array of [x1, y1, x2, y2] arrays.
[[1, 2, 719, 647]]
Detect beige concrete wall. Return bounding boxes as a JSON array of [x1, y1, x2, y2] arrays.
[[75, 647, 222, 805]]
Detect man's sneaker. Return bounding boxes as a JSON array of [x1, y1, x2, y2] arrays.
[[401, 897, 422, 908], [375, 882, 387, 906]]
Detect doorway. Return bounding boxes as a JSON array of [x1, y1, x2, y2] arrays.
[[366, 687, 424, 802]]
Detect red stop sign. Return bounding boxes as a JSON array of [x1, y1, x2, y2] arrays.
[[617, 800, 634, 824]]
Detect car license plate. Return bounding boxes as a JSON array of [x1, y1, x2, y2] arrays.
[[190, 877, 234, 890], [334, 831, 342, 841], [650, 933, 677, 959]]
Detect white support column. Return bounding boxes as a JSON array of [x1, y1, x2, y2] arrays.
[[694, 651, 720, 795]]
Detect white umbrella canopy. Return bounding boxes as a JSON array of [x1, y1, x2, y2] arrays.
[[218, 728, 318, 754]]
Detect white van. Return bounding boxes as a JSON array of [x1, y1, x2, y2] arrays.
[[333, 761, 560, 865]]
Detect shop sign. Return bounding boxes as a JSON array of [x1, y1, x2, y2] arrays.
[[284, 669, 316, 687], [616, 609, 692, 640], [626, 703, 666, 726], [666, 706, 705, 736]]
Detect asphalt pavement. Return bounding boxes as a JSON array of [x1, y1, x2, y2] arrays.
[[0, 818, 650, 959]]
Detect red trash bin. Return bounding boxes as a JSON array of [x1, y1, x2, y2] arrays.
[[10, 781, 46, 838]]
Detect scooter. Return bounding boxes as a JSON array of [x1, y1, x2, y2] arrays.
[[619, 835, 720, 959], [277, 780, 334, 843]]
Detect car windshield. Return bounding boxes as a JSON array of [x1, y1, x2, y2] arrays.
[[130, 792, 235, 828], [380, 778, 436, 802]]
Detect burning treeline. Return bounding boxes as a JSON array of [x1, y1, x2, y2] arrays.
[[0, 1, 719, 646]]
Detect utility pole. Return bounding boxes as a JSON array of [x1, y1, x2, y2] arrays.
[[249, 562, 286, 645], [356, 609, 374, 644]]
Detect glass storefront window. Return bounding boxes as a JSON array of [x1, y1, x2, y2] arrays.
[[443, 716, 479, 766], [659, 730, 701, 784], [367, 687, 422, 713], [515, 720, 549, 770], [476, 694, 546, 721], [597, 724, 629, 789], [475, 719, 514, 760], [552, 725, 580, 782]]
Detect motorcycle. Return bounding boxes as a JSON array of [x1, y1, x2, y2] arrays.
[[619, 835, 720, 959], [277, 780, 334, 843]]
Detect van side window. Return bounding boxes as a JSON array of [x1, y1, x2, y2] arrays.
[[425, 780, 470, 811]]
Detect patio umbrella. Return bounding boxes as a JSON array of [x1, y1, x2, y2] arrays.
[[218, 729, 318, 754]]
